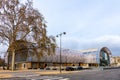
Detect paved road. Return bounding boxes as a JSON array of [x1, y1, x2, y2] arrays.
[[52, 69, 120, 80], [1, 69, 120, 80]]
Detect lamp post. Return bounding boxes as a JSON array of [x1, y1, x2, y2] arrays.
[[56, 32, 66, 73]]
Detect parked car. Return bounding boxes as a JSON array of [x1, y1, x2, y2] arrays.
[[66, 66, 74, 71], [46, 67, 50, 70], [39, 67, 44, 70], [76, 66, 83, 70], [52, 67, 57, 70]]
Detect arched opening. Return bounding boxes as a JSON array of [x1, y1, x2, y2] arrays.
[[99, 47, 112, 66]]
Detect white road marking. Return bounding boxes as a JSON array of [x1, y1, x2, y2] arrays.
[[27, 76, 70, 80]]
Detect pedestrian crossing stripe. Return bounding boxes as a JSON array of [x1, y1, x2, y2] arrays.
[[43, 78, 69, 80], [28, 76, 70, 80]]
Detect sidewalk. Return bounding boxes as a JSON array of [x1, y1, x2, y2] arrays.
[[0, 74, 12, 78], [0, 70, 80, 78], [36, 70, 80, 75]]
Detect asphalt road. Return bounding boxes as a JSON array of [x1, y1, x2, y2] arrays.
[[1, 69, 120, 80], [53, 69, 120, 80]]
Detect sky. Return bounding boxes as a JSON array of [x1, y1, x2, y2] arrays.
[[32, 0, 120, 56], [1, 0, 120, 56]]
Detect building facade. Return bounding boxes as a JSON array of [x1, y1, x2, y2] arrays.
[[6, 41, 112, 69], [111, 56, 120, 67]]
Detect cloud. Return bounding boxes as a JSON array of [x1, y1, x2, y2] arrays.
[[32, 0, 120, 38], [61, 35, 120, 56], [94, 35, 120, 44]]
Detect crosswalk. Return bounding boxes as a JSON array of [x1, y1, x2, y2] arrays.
[[13, 73, 70, 80], [27, 76, 70, 80], [0, 72, 70, 80], [14, 73, 70, 80], [0, 76, 70, 80]]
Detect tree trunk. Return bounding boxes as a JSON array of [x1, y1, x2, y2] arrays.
[[7, 55, 9, 70], [11, 49, 15, 71]]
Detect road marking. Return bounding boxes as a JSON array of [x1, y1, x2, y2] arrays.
[[27, 76, 70, 80], [59, 78, 70, 80]]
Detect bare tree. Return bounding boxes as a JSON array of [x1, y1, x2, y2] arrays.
[[0, 0, 56, 70]]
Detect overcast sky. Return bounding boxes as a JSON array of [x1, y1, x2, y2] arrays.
[[32, 0, 120, 56], [1, 0, 120, 56]]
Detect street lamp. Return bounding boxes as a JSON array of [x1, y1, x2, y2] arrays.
[[56, 32, 66, 73]]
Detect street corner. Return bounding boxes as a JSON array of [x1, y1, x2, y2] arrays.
[[0, 74, 13, 79]]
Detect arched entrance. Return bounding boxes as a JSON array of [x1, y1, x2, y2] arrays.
[[99, 47, 112, 66]]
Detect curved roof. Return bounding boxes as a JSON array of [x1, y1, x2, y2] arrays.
[[100, 47, 112, 57]]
